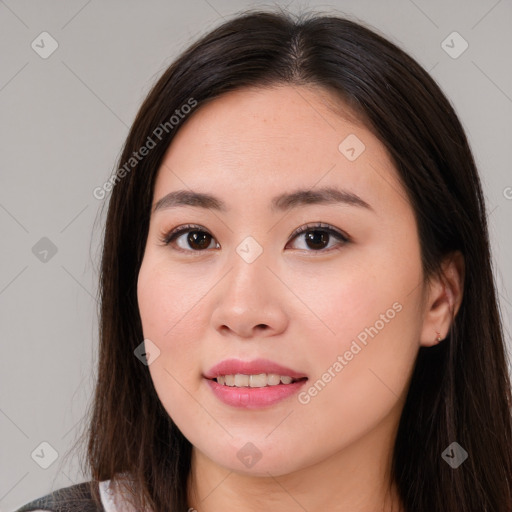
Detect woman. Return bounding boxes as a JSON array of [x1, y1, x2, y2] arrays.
[[15, 7, 512, 512]]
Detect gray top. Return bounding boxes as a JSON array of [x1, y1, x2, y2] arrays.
[[13, 481, 105, 512]]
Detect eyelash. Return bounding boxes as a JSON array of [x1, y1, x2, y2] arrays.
[[158, 222, 350, 254]]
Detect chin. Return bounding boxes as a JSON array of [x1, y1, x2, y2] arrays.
[[197, 438, 315, 478]]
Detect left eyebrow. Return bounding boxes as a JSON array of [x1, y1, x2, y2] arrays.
[[152, 186, 374, 214], [271, 186, 374, 213]]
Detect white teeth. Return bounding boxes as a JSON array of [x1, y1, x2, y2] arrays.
[[234, 374, 249, 387], [249, 374, 267, 387], [214, 373, 300, 387], [267, 374, 281, 385]]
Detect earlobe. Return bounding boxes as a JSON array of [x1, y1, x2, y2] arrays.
[[419, 251, 465, 348]]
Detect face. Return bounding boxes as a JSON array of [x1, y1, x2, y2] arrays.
[[137, 85, 426, 477]]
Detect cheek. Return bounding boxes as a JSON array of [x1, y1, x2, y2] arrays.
[[291, 242, 423, 406], [137, 255, 209, 400], [137, 255, 204, 342], [294, 279, 420, 450], [287, 258, 401, 353]]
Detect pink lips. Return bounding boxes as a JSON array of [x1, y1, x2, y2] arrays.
[[203, 358, 308, 409]]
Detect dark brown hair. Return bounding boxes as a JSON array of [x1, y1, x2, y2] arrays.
[[67, 7, 512, 512]]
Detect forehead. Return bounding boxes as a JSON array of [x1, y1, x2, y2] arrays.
[[166, 85, 365, 159], [153, 85, 407, 216]]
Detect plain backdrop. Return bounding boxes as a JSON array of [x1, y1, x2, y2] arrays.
[[1, 0, 511, 510]]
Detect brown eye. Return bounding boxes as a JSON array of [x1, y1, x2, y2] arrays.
[[184, 231, 215, 250], [288, 223, 349, 252], [162, 224, 219, 252], [302, 230, 330, 250]]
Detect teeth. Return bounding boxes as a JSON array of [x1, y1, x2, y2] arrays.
[[234, 374, 249, 387], [267, 374, 281, 385], [248, 374, 266, 387], [214, 373, 300, 387]]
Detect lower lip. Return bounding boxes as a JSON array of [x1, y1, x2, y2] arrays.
[[205, 378, 308, 409]]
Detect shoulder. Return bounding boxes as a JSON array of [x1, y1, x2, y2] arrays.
[[13, 480, 105, 512]]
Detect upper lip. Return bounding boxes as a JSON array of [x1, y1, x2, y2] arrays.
[[204, 358, 308, 379]]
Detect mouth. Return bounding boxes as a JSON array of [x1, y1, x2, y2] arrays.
[[203, 358, 308, 407], [204, 357, 308, 384], [209, 373, 308, 388]]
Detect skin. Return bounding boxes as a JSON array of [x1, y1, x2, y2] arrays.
[[136, 84, 464, 512]]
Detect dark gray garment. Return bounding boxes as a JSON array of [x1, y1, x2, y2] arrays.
[[13, 481, 105, 512]]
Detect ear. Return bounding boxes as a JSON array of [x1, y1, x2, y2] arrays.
[[420, 251, 465, 347]]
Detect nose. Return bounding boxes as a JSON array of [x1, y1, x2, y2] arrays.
[[210, 249, 289, 339]]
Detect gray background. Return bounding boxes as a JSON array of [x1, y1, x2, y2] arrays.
[[1, 0, 511, 510]]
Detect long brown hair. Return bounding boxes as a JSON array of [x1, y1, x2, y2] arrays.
[[68, 8, 512, 511]]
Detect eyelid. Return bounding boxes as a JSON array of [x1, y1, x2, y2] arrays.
[[159, 223, 216, 251], [288, 222, 349, 242], [161, 223, 209, 244]]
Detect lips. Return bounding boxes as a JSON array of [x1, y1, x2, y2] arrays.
[[203, 358, 309, 408], [204, 358, 308, 380]]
